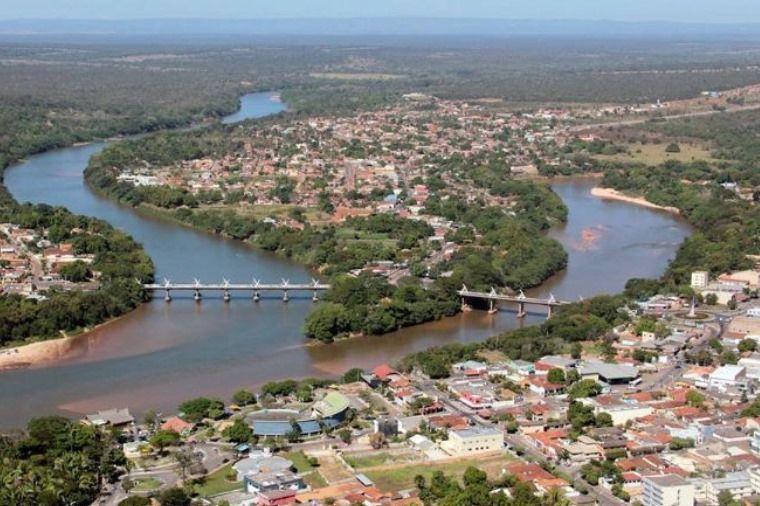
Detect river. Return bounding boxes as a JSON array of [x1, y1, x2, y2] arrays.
[[0, 92, 691, 427]]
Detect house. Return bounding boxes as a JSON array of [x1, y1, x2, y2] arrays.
[[439, 427, 503, 456], [161, 416, 193, 434], [504, 462, 569, 493], [642, 474, 695, 506], [84, 408, 134, 428], [244, 469, 306, 496]]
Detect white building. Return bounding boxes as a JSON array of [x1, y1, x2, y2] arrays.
[[708, 365, 747, 391], [642, 474, 695, 506], [704, 472, 753, 505], [440, 427, 503, 456], [691, 271, 709, 289]]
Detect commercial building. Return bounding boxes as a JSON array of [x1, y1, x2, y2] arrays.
[[707, 365, 747, 391], [440, 426, 503, 456], [704, 472, 753, 505], [642, 474, 695, 506], [246, 392, 350, 436]]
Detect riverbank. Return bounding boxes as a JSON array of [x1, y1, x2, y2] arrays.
[[591, 187, 681, 215]]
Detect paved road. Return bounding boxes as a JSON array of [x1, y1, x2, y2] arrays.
[[567, 103, 760, 133]]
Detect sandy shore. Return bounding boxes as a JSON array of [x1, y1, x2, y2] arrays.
[[0, 335, 82, 370], [591, 187, 680, 215]]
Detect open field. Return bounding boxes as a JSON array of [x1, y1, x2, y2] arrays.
[[344, 450, 420, 469], [362, 452, 515, 492], [594, 142, 718, 165], [131, 476, 163, 492], [192, 464, 243, 497]]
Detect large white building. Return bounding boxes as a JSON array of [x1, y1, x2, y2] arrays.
[[643, 475, 695, 506], [708, 365, 747, 391], [704, 472, 753, 505], [440, 426, 503, 456]]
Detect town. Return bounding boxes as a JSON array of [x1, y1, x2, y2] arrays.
[[82, 266, 760, 506]]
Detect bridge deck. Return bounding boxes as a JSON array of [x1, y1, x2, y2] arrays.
[[457, 289, 569, 306], [144, 284, 330, 291]]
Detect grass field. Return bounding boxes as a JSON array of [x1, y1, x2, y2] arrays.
[[594, 142, 717, 165], [131, 476, 163, 492], [284, 451, 316, 473], [363, 453, 515, 492], [192, 464, 243, 497]]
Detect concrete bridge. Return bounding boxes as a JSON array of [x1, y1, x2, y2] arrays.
[[143, 278, 330, 302], [457, 285, 571, 318]]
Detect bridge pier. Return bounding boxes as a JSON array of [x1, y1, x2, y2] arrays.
[[282, 290, 289, 303], [194, 289, 202, 302], [223, 290, 231, 302], [460, 297, 472, 312], [312, 291, 319, 303], [516, 301, 527, 318], [253, 291, 260, 302], [487, 299, 497, 314], [547, 305, 553, 319], [164, 289, 172, 302]]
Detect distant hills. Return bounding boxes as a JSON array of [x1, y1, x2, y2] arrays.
[[2, 17, 760, 39]]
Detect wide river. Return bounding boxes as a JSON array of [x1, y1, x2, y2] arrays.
[[0, 92, 691, 427]]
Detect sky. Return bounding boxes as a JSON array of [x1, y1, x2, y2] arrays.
[[1, 0, 759, 24]]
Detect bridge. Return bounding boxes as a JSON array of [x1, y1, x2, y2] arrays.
[[143, 279, 331, 302], [457, 285, 571, 318]]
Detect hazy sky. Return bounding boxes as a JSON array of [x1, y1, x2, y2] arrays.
[[1, 0, 759, 24]]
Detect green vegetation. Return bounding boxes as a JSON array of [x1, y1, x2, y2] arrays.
[[178, 397, 225, 422], [601, 161, 759, 286], [191, 464, 243, 497], [400, 293, 627, 377], [0, 199, 153, 346], [415, 466, 558, 506], [0, 416, 126, 505]]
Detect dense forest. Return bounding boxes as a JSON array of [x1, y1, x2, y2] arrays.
[[0, 416, 126, 505], [4, 35, 760, 170], [0, 189, 154, 345]]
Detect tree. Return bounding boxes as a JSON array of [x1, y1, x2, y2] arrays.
[[178, 397, 225, 423], [547, 368, 566, 384], [738, 339, 756, 353], [338, 428, 352, 445], [158, 487, 191, 506], [595, 412, 613, 427], [705, 293, 718, 305], [232, 389, 256, 406], [686, 389, 705, 408], [570, 342, 583, 360], [150, 429, 181, 454], [143, 409, 158, 430], [568, 379, 603, 400], [718, 489, 739, 506], [173, 447, 199, 481], [342, 368, 364, 383], [58, 260, 92, 282], [304, 302, 351, 343], [665, 142, 681, 153], [223, 418, 252, 444]]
